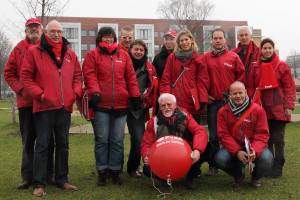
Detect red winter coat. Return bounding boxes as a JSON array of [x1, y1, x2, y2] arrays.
[[231, 42, 260, 98], [20, 44, 83, 113], [4, 40, 33, 108], [217, 101, 269, 157], [82, 48, 140, 109], [140, 107, 208, 159], [248, 57, 296, 122], [159, 52, 209, 114], [202, 48, 245, 101], [142, 61, 159, 109]]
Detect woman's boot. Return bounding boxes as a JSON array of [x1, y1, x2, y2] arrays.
[[97, 169, 107, 186], [111, 170, 122, 185]]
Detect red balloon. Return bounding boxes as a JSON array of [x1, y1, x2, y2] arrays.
[[148, 136, 192, 180]]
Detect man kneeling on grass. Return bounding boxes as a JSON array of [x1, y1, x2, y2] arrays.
[[214, 81, 273, 188]]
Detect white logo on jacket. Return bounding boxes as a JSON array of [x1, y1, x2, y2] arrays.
[[244, 119, 251, 123], [224, 62, 232, 67], [116, 60, 122, 63]]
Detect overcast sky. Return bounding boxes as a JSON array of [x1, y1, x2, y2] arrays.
[[1, 0, 299, 60]]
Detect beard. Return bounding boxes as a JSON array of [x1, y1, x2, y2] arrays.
[[163, 109, 173, 118], [28, 32, 42, 41]]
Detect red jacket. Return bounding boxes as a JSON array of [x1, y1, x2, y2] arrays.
[[202, 48, 245, 101], [20, 44, 83, 113], [217, 101, 269, 157], [140, 107, 208, 159], [142, 61, 159, 109], [4, 40, 33, 108], [159, 52, 209, 114], [232, 42, 260, 98], [82, 48, 140, 109], [249, 58, 296, 122]]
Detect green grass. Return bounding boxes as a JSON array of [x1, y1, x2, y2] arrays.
[[0, 101, 299, 199], [292, 105, 300, 114]]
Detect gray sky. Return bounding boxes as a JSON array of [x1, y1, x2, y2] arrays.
[[1, 0, 299, 60]]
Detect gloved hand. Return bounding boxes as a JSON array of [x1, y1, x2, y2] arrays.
[[130, 96, 142, 111], [89, 94, 101, 109]]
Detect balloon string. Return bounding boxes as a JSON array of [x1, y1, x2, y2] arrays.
[[150, 171, 173, 198]]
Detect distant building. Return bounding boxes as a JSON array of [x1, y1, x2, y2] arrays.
[[44, 16, 261, 62], [286, 55, 300, 78]]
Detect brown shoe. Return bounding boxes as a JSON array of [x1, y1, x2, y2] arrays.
[[18, 180, 31, 190], [61, 183, 78, 191], [33, 187, 45, 197], [130, 171, 141, 178], [251, 178, 262, 188], [232, 176, 244, 188]]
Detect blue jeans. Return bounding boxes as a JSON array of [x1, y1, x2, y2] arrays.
[[33, 108, 70, 189], [215, 147, 273, 179], [92, 111, 127, 171], [126, 111, 145, 173], [206, 100, 225, 167]]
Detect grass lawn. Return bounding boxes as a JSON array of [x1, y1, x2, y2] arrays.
[[0, 101, 299, 199], [292, 105, 300, 114]]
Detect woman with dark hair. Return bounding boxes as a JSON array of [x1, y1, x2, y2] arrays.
[[126, 39, 158, 178], [252, 38, 296, 178], [82, 27, 141, 186]]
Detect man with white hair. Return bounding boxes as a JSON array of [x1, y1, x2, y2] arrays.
[[4, 18, 54, 189], [21, 20, 82, 196], [231, 26, 260, 98], [140, 93, 208, 189]]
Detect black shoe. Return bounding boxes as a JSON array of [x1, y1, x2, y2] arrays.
[[186, 176, 197, 190], [18, 180, 31, 190], [232, 176, 244, 188], [97, 170, 107, 186], [111, 170, 122, 185]]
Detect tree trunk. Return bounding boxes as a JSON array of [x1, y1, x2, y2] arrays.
[[10, 96, 17, 123]]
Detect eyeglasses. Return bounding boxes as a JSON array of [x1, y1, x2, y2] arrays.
[[49, 29, 63, 34], [122, 36, 133, 40]]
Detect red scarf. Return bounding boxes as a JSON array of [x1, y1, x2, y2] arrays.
[[119, 41, 129, 52], [24, 36, 35, 49], [243, 41, 253, 66], [98, 42, 118, 55], [45, 35, 63, 64], [258, 54, 279, 91]]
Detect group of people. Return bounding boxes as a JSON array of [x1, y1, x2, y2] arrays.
[[4, 17, 296, 197]]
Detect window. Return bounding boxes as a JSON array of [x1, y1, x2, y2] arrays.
[[90, 44, 96, 50], [61, 23, 81, 61], [154, 44, 159, 51], [81, 30, 87, 37], [225, 32, 231, 39], [63, 28, 79, 39], [69, 42, 79, 54], [89, 30, 96, 37], [160, 31, 164, 37], [81, 44, 88, 51], [154, 31, 158, 38], [135, 24, 154, 62], [203, 26, 221, 53], [97, 23, 119, 38]]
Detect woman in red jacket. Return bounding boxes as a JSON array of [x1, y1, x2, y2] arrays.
[[256, 38, 296, 177], [82, 27, 141, 186], [126, 39, 158, 178], [160, 29, 209, 122]]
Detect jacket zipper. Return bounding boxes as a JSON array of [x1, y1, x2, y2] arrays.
[[111, 55, 114, 108], [58, 52, 69, 107], [178, 63, 184, 106]]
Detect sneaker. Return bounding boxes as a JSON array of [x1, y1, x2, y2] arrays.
[[33, 187, 45, 197], [130, 171, 141, 178], [251, 178, 261, 188], [137, 165, 143, 174]]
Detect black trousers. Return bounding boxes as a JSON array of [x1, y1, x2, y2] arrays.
[[33, 109, 70, 189], [19, 107, 54, 182]]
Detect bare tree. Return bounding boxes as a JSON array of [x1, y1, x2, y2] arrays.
[[157, 0, 214, 53], [286, 50, 300, 78], [9, 0, 70, 25], [0, 30, 13, 99]]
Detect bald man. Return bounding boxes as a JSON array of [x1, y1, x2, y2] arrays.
[[215, 81, 273, 188]]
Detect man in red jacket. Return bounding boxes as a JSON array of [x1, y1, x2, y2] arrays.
[[215, 81, 273, 188], [231, 26, 260, 98], [4, 18, 54, 189], [201, 28, 245, 176], [141, 93, 208, 189], [20, 20, 82, 197]]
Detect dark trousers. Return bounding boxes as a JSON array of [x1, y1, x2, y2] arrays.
[[215, 147, 273, 179], [268, 119, 286, 160], [206, 100, 225, 167], [19, 107, 55, 182], [33, 109, 70, 189], [126, 111, 145, 173]]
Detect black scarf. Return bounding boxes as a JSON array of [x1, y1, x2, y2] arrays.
[[175, 50, 194, 63], [229, 95, 250, 116], [129, 52, 148, 71]]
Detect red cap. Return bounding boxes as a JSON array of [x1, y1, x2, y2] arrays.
[[163, 31, 177, 38], [25, 18, 42, 27]]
